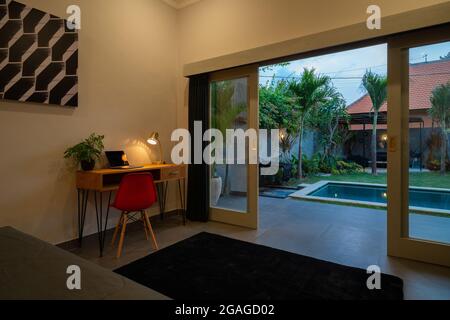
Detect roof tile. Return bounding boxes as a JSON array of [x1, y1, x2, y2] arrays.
[[348, 59, 450, 114]]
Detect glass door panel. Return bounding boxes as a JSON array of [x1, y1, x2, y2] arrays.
[[408, 41, 450, 244], [210, 77, 248, 213], [208, 66, 259, 229], [387, 25, 450, 267]]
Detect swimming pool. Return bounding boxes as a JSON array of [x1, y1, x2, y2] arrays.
[[308, 182, 450, 211]]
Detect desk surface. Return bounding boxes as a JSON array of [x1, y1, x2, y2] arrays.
[[76, 164, 186, 192], [77, 164, 181, 176]]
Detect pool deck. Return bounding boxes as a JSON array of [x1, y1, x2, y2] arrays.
[[217, 192, 450, 245]]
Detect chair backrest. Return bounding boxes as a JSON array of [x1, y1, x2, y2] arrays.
[[113, 173, 157, 211]]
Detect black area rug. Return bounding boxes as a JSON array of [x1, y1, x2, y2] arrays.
[[115, 232, 403, 300]]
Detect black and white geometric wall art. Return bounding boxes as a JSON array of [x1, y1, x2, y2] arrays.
[[0, 0, 78, 107]]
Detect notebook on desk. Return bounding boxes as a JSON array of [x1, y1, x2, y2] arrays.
[[105, 151, 144, 170]]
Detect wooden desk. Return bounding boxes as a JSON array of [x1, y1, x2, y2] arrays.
[[76, 164, 187, 256]]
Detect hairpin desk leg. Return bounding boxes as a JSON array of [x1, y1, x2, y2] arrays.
[[94, 191, 113, 257], [77, 189, 89, 247], [157, 182, 168, 220]]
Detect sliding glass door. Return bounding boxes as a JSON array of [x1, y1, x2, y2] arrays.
[[208, 65, 259, 229], [387, 24, 450, 266]]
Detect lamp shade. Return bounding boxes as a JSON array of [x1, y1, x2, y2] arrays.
[[147, 132, 159, 145], [147, 132, 164, 164]]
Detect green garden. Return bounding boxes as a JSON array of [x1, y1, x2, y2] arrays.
[[259, 65, 450, 188]]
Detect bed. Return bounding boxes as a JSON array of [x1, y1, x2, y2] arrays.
[[0, 226, 168, 300]]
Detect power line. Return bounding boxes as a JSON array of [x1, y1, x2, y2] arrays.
[[259, 72, 450, 81], [323, 63, 387, 76], [260, 75, 365, 80], [262, 56, 432, 79]]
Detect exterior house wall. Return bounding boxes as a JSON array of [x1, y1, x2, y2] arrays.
[[345, 128, 450, 168]]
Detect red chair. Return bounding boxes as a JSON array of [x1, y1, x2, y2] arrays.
[[111, 173, 159, 258]]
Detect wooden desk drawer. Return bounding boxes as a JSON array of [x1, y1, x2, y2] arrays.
[[76, 171, 103, 190], [160, 165, 186, 181]]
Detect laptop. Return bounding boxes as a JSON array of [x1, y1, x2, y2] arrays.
[[105, 151, 144, 170]]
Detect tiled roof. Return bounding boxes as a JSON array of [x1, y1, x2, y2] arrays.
[[347, 58, 450, 114]]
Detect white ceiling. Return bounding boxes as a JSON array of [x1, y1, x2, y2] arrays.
[[162, 0, 202, 9]]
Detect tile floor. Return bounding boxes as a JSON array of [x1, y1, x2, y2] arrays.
[[67, 197, 450, 300]]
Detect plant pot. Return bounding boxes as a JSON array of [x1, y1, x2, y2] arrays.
[[81, 159, 95, 171], [210, 176, 222, 206]]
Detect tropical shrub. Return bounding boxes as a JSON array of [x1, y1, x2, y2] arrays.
[[302, 154, 320, 175], [425, 132, 444, 165], [334, 160, 364, 175], [429, 82, 450, 175], [427, 159, 450, 172], [301, 153, 363, 176], [289, 154, 299, 178], [318, 154, 338, 174]]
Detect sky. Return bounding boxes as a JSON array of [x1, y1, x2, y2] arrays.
[[260, 41, 450, 106]]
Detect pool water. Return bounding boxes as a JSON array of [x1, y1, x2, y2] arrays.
[[310, 183, 450, 211]]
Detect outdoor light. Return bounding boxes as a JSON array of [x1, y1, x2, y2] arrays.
[[147, 132, 164, 164]]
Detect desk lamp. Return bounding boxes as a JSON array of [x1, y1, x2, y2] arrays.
[[147, 132, 164, 164]]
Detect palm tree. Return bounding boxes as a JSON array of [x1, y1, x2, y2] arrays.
[[429, 82, 450, 175], [288, 69, 335, 179], [361, 70, 388, 176]]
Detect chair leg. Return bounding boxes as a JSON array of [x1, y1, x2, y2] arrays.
[[144, 211, 159, 251], [141, 211, 149, 240], [116, 214, 128, 258], [111, 213, 124, 247]]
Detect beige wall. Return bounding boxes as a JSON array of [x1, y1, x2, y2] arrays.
[[0, 0, 179, 244], [177, 0, 449, 65]]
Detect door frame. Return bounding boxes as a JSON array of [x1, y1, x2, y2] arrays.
[[387, 24, 450, 266], [208, 65, 259, 229]]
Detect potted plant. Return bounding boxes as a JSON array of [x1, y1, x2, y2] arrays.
[[210, 164, 222, 206], [64, 133, 105, 171]]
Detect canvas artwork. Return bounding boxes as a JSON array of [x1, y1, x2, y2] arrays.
[[0, 0, 78, 107]]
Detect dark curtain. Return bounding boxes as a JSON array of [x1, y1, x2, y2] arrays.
[[186, 74, 210, 222]]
